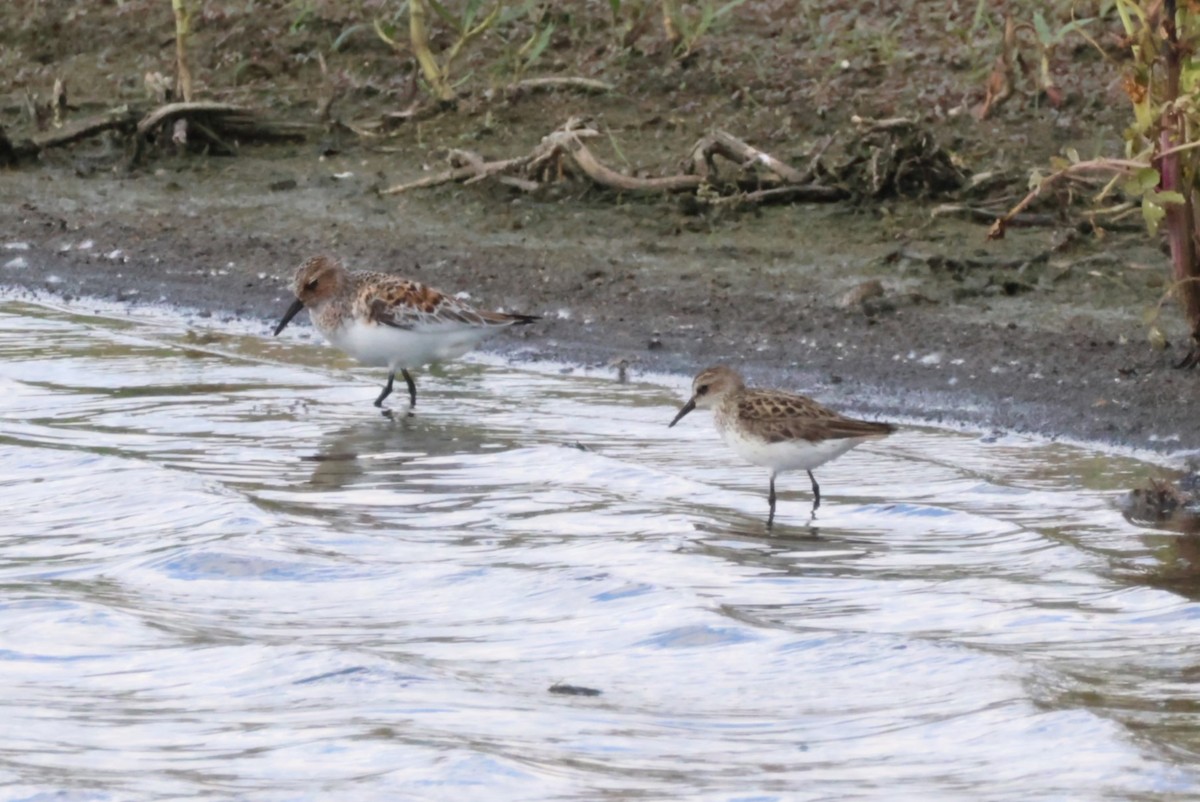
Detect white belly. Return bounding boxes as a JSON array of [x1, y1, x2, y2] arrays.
[[323, 318, 494, 369], [719, 424, 867, 474]]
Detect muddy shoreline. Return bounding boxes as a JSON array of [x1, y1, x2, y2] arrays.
[[6, 1, 1198, 459], [2, 149, 1197, 458]]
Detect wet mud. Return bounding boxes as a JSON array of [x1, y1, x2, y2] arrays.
[[2, 1, 1197, 455]]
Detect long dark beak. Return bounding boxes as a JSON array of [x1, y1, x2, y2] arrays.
[[668, 397, 696, 428], [273, 298, 305, 336]]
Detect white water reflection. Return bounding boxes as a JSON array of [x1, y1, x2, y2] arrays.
[[0, 299, 1198, 801]]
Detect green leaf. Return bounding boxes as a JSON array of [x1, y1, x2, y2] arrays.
[[696, 3, 716, 38], [1065, 147, 1080, 164], [1055, 17, 1095, 42], [290, 5, 314, 33], [1033, 11, 1052, 47], [463, 0, 485, 30], [715, 0, 748, 18], [426, 0, 463, 33], [1114, 0, 1141, 37], [1125, 166, 1161, 195], [1143, 198, 1166, 233], [333, 22, 368, 52], [525, 22, 555, 67], [1156, 190, 1186, 206]]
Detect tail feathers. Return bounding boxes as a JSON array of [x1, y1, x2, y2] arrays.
[[827, 418, 897, 440], [509, 313, 540, 325], [481, 310, 540, 325]]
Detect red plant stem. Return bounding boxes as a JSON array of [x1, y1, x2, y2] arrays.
[[1159, 0, 1200, 351]]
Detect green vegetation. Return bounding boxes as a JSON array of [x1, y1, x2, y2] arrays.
[[993, 0, 1200, 365]]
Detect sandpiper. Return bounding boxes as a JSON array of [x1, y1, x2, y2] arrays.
[[669, 365, 895, 528], [273, 255, 539, 412]]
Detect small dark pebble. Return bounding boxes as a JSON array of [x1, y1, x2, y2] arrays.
[[548, 683, 602, 697], [269, 179, 298, 192]]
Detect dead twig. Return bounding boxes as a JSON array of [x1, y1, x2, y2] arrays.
[[137, 101, 243, 136], [689, 129, 806, 184], [709, 185, 847, 205], [509, 76, 615, 94], [136, 102, 310, 140], [850, 115, 918, 132], [934, 202, 1145, 233], [2, 108, 142, 164], [382, 155, 529, 194], [567, 135, 703, 193], [987, 157, 1144, 239], [885, 246, 1053, 273], [799, 135, 835, 184]]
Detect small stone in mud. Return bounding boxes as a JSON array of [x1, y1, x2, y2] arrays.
[[269, 178, 298, 192], [548, 683, 602, 697], [648, 333, 663, 350], [838, 279, 884, 309]]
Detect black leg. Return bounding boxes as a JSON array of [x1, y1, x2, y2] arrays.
[[401, 368, 417, 409], [808, 470, 821, 515], [374, 371, 395, 407], [767, 474, 777, 530]]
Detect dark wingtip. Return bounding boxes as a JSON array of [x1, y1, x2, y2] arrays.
[[512, 313, 541, 325]]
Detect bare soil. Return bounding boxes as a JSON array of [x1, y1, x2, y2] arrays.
[[2, 1, 1197, 455]]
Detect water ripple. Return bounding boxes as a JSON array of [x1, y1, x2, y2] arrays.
[[0, 299, 1198, 800]]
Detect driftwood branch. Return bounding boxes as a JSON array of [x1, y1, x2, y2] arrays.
[[690, 129, 807, 184], [2, 100, 311, 167], [566, 134, 703, 193], [3, 108, 142, 162], [382, 118, 842, 205], [135, 101, 308, 139]]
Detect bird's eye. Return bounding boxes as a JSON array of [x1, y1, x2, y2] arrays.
[[696, 384, 709, 396], [304, 279, 319, 291]]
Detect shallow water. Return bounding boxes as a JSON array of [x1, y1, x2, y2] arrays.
[[1, 298, 1199, 801]]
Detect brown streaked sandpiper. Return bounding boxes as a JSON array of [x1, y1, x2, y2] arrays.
[[273, 255, 539, 412], [669, 365, 895, 528]]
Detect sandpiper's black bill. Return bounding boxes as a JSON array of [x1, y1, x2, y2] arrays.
[[668, 398, 696, 428], [273, 298, 305, 336]]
